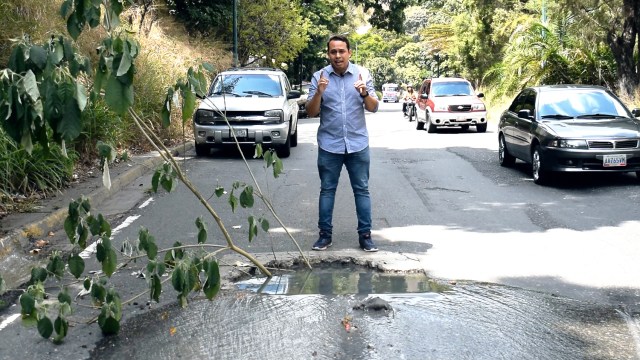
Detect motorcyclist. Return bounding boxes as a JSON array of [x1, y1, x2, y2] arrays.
[[403, 85, 417, 117]]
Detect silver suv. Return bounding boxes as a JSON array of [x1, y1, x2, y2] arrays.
[[193, 68, 301, 157]]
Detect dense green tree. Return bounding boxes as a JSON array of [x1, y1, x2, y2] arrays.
[[238, 0, 309, 67], [165, 0, 233, 38], [557, 0, 640, 95]]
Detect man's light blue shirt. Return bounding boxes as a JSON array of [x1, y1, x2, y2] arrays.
[[308, 62, 378, 154]]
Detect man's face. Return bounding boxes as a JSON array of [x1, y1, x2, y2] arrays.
[[327, 40, 351, 74]]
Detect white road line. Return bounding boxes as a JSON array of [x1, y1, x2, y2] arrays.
[[79, 215, 141, 259], [0, 313, 20, 331], [139, 197, 154, 209]]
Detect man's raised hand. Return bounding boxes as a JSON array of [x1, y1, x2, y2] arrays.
[[355, 73, 367, 96], [318, 71, 329, 94]]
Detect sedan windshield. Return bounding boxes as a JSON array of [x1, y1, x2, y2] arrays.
[[211, 74, 283, 97], [538, 90, 630, 119]]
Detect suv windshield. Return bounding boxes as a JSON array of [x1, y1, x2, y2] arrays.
[[432, 82, 474, 96], [211, 74, 283, 97]]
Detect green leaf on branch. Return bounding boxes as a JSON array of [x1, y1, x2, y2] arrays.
[[105, 75, 133, 115], [53, 316, 69, 343], [254, 144, 263, 159], [248, 216, 258, 242], [195, 216, 207, 244], [239, 186, 254, 208], [272, 155, 283, 178], [29, 46, 47, 70], [202, 62, 215, 73], [47, 253, 65, 280], [68, 254, 85, 279], [228, 191, 238, 213], [161, 88, 173, 128], [203, 260, 220, 300], [260, 218, 270, 232], [181, 86, 196, 124], [58, 289, 72, 305], [116, 42, 132, 77], [22, 70, 40, 103], [215, 186, 225, 197], [20, 292, 36, 315], [37, 316, 54, 339], [150, 274, 162, 303], [29, 267, 48, 284]]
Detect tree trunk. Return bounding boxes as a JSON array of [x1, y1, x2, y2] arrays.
[[607, 0, 640, 96]]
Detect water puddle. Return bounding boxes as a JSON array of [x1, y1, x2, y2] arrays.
[[234, 266, 445, 295], [91, 267, 640, 360]]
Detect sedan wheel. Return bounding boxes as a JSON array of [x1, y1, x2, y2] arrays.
[[498, 135, 516, 167], [532, 145, 548, 184]]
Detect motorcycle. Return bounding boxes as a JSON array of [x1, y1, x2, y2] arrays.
[[405, 99, 417, 122]]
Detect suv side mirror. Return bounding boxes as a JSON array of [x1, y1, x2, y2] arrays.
[[517, 109, 532, 119], [287, 90, 301, 99], [476, 92, 485, 98], [632, 108, 640, 118], [420, 93, 428, 99]]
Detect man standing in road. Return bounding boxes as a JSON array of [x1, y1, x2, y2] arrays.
[[305, 35, 380, 252]]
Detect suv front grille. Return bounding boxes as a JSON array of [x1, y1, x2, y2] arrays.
[[448, 104, 472, 112]]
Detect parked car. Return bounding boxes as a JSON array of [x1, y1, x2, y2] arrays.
[[382, 83, 400, 102], [294, 82, 310, 118], [498, 84, 640, 184], [193, 67, 301, 157], [415, 77, 487, 132]]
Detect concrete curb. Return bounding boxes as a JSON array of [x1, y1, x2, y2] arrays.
[[0, 141, 193, 289]]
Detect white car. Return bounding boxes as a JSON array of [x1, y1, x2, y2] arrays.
[[415, 77, 487, 133], [193, 68, 301, 157]]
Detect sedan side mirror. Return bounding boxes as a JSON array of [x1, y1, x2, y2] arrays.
[[632, 108, 640, 118], [517, 109, 532, 119]]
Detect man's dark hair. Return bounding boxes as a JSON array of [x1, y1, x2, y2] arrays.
[[327, 35, 350, 51]]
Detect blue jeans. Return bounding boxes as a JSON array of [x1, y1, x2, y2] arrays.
[[317, 147, 371, 235]]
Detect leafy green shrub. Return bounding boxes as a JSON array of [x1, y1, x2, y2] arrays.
[[0, 128, 75, 197]]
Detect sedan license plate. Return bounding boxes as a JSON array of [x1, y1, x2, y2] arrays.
[[603, 154, 627, 167], [233, 128, 247, 137]]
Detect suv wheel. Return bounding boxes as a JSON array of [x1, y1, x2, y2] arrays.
[[277, 131, 291, 158], [476, 123, 487, 133], [195, 143, 210, 157], [426, 113, 436, 133], [291, 123, 298, 147]]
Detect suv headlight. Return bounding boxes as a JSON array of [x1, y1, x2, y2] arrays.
[[548, 139, 588, 149], [472, 103, 486, 111], [433, 104, 448, 112], [264, 109, 284, 123], [194, 109, 218, 125]]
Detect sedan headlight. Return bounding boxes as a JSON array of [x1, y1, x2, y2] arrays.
[[548, 139, 588, 149], [264, 109, 284, 123]]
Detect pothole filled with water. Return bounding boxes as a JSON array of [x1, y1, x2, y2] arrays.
[[91, 264, 640, 360], [234, 264, 447, 295]]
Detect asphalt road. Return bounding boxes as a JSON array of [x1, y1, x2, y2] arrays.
[[98, 101, 640, 306], [1, 101, 640, 358]]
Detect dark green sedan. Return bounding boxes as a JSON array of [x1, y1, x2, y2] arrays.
[[498, 85, 640, 184]]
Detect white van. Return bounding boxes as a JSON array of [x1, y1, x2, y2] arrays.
[[382, 83, 400, 102]]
